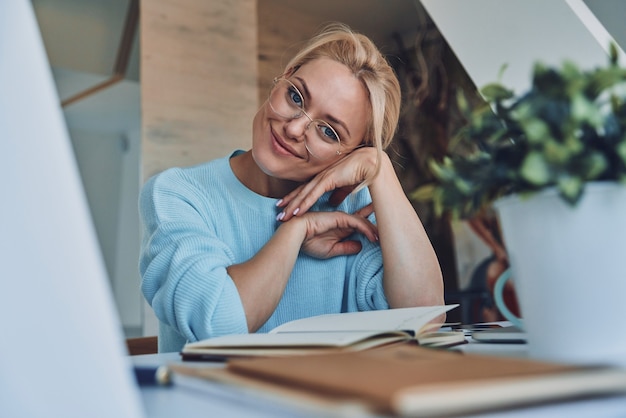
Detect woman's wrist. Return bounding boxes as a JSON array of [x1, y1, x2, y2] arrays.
[[275, 215, 308, 247], [368, 152, 397, 198]]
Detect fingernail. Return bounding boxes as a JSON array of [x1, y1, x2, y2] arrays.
[[292, 208, 300, 216], [276, 211, 285, 221], [276, 199, 283, 207]]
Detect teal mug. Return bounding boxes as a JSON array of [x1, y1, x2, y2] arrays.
[[493, 268, 524, 330]]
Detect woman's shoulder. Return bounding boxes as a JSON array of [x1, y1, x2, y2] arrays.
[[140, 153, 239, 209], [146, 153, 235, 188]]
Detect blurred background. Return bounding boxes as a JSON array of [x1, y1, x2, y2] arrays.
[[30, 0, 626, 336]]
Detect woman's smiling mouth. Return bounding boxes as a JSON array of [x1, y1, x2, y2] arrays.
[[271, 128, 304, 159]]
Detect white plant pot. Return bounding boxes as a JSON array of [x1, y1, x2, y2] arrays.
[[494, 182, 626, 366]]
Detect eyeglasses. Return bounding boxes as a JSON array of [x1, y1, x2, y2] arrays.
[[268, 77, 342, 161]]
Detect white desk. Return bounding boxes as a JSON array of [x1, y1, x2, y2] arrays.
[[133, 342, 626, 418]]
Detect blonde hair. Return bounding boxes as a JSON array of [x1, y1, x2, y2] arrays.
[[283, 23, 401, 187]]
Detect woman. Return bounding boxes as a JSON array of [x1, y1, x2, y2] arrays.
[[140, 23, 444, 352]]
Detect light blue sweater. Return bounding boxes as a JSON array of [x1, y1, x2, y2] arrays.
[[139, 151, 388, 352]]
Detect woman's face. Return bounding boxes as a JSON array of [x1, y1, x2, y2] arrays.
[[252, 58, 370, 182]]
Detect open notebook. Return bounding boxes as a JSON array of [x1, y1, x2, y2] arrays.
[[1, 2, 144, 417]]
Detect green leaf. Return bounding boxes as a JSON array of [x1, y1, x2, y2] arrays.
[[563, 133, 584, 155], [587, 67, 626, 97], [456, 90, 469, 114], [572, 93, 604, 128], [519, 117, 551, 143], [480, 83, 514, 102], [497, 63, 509, 82], [583, 152, 608, 179], [617, 139, 626, 164], [557, 176, 583, 204], [520, 152, 551, 185], [410, 184, 435, 201], [428, 160, 447, 180], [543, 140, 570, 164], [610, 42, 619, 66], [510, 100, 534, 121], [453, 177, 473, 194]]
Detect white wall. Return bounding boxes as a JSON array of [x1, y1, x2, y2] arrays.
[[58, 70, 143, 335], [69, 129, 123, 280], [420, 0, 622, 97], [583, 0, 626, 52], [113, 126, 143, 334], [67, 120, 142, 335]]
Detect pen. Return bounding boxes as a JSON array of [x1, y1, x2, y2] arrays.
[[133, 365, 172, 386]]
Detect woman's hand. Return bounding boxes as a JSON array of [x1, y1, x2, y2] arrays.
[[298, 204, 377, 258], [276, 147, 378, 221]]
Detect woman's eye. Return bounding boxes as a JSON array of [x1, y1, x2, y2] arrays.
[[288, 87, 303, 108], [318, 124, 339, 142]]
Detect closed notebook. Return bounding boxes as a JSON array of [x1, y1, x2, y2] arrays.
[[214, 344, 626, 417], [181, 305, 463, 360]]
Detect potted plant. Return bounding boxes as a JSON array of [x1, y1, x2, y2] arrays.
[[414, 43, 626, 218], [414, 44, 626, 366]]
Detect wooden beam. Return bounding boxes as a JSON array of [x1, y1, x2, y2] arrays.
[[61, 0, 139, 107]]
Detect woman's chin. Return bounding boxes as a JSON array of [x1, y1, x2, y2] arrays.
[[252, 148, 315, 183], [251, 148, 275, 176]]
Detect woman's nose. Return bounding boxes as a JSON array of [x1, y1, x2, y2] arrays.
[[283, 116, 311, 141]]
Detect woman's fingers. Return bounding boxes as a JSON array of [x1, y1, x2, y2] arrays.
[[355, 203, 374, 218], [276, 148, 377, 222], [295, 209, 380, 259], [277, 173, 336, 221], [303, 210, 379, 245], [303, 237, 363, 259]]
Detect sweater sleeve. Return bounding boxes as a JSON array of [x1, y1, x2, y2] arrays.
[[338, 190, 389, 311], [349, 234, 389, 311], [139, 170, 248, 343]]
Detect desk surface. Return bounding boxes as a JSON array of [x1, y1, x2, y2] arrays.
[[134, 341, 626, 418]]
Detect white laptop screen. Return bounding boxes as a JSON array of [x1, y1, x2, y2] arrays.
[[0, 2, 144, 417]]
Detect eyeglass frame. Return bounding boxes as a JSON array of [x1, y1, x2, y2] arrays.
[[268, 76, 343, 160]]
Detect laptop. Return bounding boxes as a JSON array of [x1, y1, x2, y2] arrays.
[[471, 325, 527, 344], [1, 1, 144, 417]]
